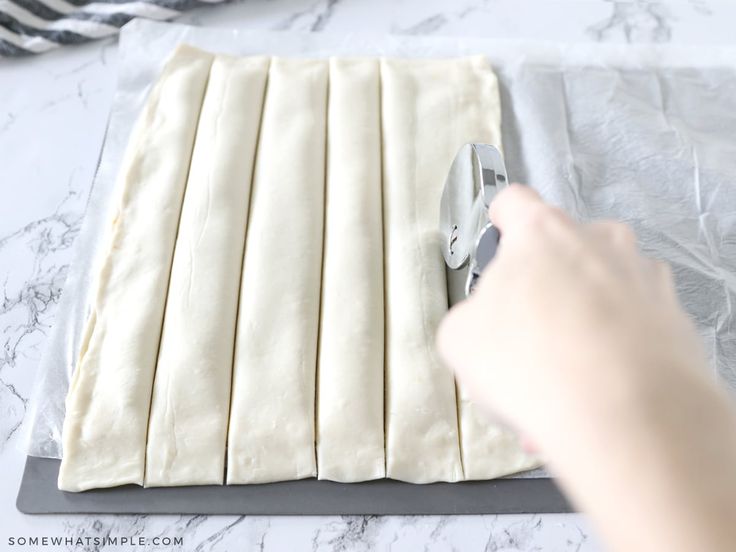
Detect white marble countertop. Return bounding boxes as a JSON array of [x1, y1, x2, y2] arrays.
[[2, 0, 736, 550]]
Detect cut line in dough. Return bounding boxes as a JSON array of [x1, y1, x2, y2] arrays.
[[316, 57, 386, 482], [380, 57, 469, 483], [226, 57, 328, 484], [58, 45, 213, 492], [144, 55, 270, 488]]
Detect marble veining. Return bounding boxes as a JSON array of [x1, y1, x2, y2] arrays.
[[0, 185, 86, 450], [587, 2, 674, 43], [2, 0, 733, 549], [396, 14, 450, 36], [272, 0, 342, 32]]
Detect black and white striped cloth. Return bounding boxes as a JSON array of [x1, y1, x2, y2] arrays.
[[0, 0, 225, 56]]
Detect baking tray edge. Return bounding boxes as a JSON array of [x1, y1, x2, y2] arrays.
[[16, 456, 572, 515]]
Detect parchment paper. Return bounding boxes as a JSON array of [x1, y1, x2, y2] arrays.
[[25, 19, 736, 463]]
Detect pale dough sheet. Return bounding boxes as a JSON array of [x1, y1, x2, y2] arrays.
[[444, 61, 539, 479], [461, 406, 540, 480], [58, 45, 213, 492], [144, 56, 270, 487], [226, 58, 328, 484], [381, 58, 467, 483], [316, 58, 386, 482], [60, 47, 534, 491]]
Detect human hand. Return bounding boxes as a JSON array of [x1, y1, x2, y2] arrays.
[[437, 184, 736, 552], [437, 184, 707, 460]]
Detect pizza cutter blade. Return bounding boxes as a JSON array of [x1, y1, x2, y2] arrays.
[[440, 143, 509, 305]]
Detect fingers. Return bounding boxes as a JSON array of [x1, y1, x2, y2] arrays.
[[519, 434, 540, 455], [585, 220, 638, 250], [585, 221, 652, 282], [436, 301, 472, 373], [584, 221, 680, 302], [648, 258, 679, 302], [490, 184, 574, 238], [437, 300, 503, 416], [488, 184, 545, 233], [489, 187, 677, 303], [437, 299, 493, 385], [652, 259, 675, 288]]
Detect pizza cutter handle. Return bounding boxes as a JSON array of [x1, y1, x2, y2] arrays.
[[465, 222, 501, 295]]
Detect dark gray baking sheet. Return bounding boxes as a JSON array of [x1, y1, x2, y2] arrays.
[[17, 457, 571, 515]]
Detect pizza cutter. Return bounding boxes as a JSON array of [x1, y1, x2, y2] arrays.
[[440, 143, 509, 306]]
